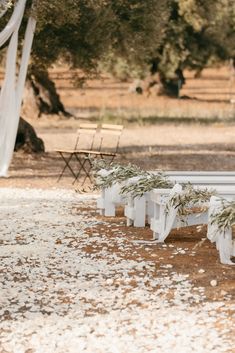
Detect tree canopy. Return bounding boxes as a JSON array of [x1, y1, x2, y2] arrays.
[[29, 0, 170, 79], [151, 1, 235, 75], [1, 0, 235, 95]]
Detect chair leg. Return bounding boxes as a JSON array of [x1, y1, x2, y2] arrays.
[[110, 154, 116, 163], [57, 152, 77, 182], [100, 154, 116, 164], [73, 156, 87, 184], [81, 158, 93, 185], [73, 154, 93, 184]]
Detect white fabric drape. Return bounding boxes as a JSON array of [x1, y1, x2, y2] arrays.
[[157, 183, 183, 242], [207, 196, 235, 265], [0, 0, 36, 176]]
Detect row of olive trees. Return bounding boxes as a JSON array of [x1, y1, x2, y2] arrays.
[[25, 0, 170, 115], [1, 0, 235, 113], [102, 0, 235, 97]]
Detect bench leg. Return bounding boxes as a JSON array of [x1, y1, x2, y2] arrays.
[[125, 197, 134, 226], [152, 231, 159, 241], [134, 196, 146, 227], [103, 187, 116, 217], [147, 200, 154, 225], [151, 202, 161, 240], [217, 228, 235, 265], [97, 189, 105, 215], [127, 218, 133, 226], [104, 202, 116, 217]]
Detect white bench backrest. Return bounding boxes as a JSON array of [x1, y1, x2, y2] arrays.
[[165, 171, 235, 176], [168, 175, 235, 185]]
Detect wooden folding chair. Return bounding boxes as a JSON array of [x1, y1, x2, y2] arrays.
[[73, 124, 123, 185], [56, 123, 98, 182]]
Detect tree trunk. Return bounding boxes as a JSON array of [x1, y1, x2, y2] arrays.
[[149, 59, 186, 97], [22, 69, 72, 119], [130, 67, 186, 98], [15, 117, 45, 153], [158, 69, 185, 98]]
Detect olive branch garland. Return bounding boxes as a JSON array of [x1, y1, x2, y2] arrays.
[[92, 160, 148, 189], [92, 160, 234, 232], [120, 173, 173, 198], [166, 184, 217, 222], [91, 158, 115, 172], [210, 199, 235, 231]]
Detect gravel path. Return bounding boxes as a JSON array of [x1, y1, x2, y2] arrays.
[[0, 188, 234, 353]]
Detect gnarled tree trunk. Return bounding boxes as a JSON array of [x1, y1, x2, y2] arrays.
[[22, 68, 72, 119], [130, 69, 186, 98], [158, 69, 185, 98], [148, 60, 186, 97], [15, 117, 45, 153]]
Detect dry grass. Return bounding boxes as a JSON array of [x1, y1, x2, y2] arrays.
[[47, 65, 235, 124]]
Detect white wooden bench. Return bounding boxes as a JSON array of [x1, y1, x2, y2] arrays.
[[97, 171, 235, 218], [150, 185, 235, 264], [124, 173, 235, 227], [150, 184, 235, 241], [96, 168, 235, 264]]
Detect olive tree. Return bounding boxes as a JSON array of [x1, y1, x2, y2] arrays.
[[149, 0, 235, 97], [25, 0, 171, 116]]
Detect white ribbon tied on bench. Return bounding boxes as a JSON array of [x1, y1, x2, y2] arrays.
[[157, 183, 183, 242], [207, 196, 235, 265]]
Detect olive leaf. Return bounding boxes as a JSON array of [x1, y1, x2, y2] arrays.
[[166, 184, 216, 223], [120, 173, 173, 198], [92, 161, 147, 189], [210, 200, 235, 231]]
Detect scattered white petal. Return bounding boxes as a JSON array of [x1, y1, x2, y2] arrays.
[[210, 280, 218, 287]]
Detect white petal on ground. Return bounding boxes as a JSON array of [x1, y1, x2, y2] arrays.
[[0, 188, 234, 353]]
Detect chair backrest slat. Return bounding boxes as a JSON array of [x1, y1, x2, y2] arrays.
[[74, 123, 98, 150], [101, 124, 123, 131], [79, 123, 99, 130], [99, 124, 123, 153]]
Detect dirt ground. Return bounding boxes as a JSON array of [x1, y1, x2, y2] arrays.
[[0, 189, 234, 352], [0, 122, 234, 297], [0, 122, 235, 189], [0, 67, 234, 351], [1, 65, 235, 188], [2, 65, 233, 189]]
